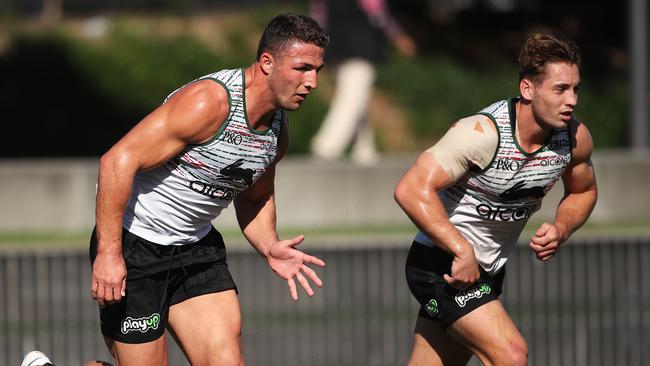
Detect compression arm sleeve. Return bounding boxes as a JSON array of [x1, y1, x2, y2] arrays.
[[425, 115, 498, 181]]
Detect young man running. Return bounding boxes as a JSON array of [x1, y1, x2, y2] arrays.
[[395, 33, 597, 365]]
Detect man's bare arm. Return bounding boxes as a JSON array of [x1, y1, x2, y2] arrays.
[[234, 120, 325, 300], [394, 153, 479, 289], [394, 115, 498, 288], [529, 120, 598, 261], [92, 80, 229, 304]]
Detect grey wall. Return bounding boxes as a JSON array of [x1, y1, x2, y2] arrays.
[[0, 151, 647, 232]]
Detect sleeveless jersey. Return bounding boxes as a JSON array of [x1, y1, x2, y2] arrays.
[[123, 68, 283, 245], [414, 98, 572, 274]]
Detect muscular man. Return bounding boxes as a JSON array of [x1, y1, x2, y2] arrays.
[[395, 33, 597, 365], [90, 13, 329, 366]]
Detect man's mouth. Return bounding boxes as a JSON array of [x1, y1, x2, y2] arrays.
[[560, 111, 573, 121]]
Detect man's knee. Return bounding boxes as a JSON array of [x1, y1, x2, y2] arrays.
[[204, 330, 243, 366], [506, 339, 528, 366], [489, 338, 528, 366], [220, 352, 244, 366], [212, 342, 244, 366]]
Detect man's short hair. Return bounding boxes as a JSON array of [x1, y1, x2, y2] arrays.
[[256, 13, 329, 61], [518, 32, 581, 83]]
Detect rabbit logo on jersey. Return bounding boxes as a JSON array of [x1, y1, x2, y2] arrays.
[[455, 284, 492, 307], [121, 313, 161, 334]]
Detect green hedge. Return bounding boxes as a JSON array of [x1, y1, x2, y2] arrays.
[[377, 54, 628, 149], [0, 16, 628, 157]]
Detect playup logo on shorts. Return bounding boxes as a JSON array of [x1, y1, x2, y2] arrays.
[[454, 284, 492, 307], [425, 299, 439, 316], [121, 313, 161, 334]]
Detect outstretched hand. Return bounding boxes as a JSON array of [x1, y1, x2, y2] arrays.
[[267, 235, 325, 301]]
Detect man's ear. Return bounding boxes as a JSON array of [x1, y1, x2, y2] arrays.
[[259, 51, 274, 75], [519, 78, 534, 101]]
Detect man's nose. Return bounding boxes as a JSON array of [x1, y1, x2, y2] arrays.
[[304, 70, 318, 90], [566, 89, 578, 107]]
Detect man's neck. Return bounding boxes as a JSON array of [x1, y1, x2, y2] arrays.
[[244, 65, 277, 131], [515, 100, 551, 153]]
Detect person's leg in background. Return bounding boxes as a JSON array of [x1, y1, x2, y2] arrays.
[[310, 58, 377, 162], [350, 116, 379, 165]]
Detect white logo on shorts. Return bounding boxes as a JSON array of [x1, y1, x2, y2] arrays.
[[454, 284, 492, 307], [121, 313, 161, 334]]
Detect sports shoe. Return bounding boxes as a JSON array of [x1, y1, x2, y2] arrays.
[[20, 351, 55, 366]]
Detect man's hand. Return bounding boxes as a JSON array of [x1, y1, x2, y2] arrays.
[[91, 252, 127, 307], [267, 235, 326, 301], [443, 249, 480, 290], [529, 222, 566, 261]]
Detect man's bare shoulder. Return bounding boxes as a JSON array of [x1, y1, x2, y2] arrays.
[[425, 114, 498, 180], [445, 114, 498, 152], [569, 118, 594, 164], [163, 79, 231, 143], [166, 79, 229, 115]]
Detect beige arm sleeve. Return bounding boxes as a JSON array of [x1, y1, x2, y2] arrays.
[[426, 115, 498, 181]]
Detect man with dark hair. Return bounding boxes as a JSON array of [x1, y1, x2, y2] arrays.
[[90, 13, 329, 365], [256, 12, 330, 60], [395, 32, 597, 365]]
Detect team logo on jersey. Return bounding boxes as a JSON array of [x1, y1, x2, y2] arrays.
[[121, 313, 161, 334], [219, 130, 244, 146], [499, 181, 546, 201], [454, 284, 492, 307], [494, 158, 521, 171], [475, 203, 536, 221], [425, 299, 439, 316], [188, 159, 257, 199], [189, 181, 235, 200], [220, 159, 255, 187], [538, 156, 569, 167]]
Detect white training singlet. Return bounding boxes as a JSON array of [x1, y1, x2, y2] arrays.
[[414, 98, 573, 274], [123, 68, 283, 245]]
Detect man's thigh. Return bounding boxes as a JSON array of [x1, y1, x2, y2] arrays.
[[447, 300, 527, 362], [105, 334, 169, 366], [406, 243, 506, 328], [167, 290, 243, 365], [409, 316, 473, 366]]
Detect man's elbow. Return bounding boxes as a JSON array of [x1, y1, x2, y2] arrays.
[[589, 185, 598, 211], [394, 180, 410, 208], [99, 150, 118, 174], [99, 148, 136, 176]]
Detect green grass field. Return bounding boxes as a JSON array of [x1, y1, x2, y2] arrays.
[[1, 219, 649, 250]]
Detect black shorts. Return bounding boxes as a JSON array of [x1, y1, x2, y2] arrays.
[[89, 227, 237, 344], [405, 242, 505, 329]]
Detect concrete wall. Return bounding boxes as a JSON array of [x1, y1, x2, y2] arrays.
[[0, 159, 98, 231], [0, 151, 647, 232]]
